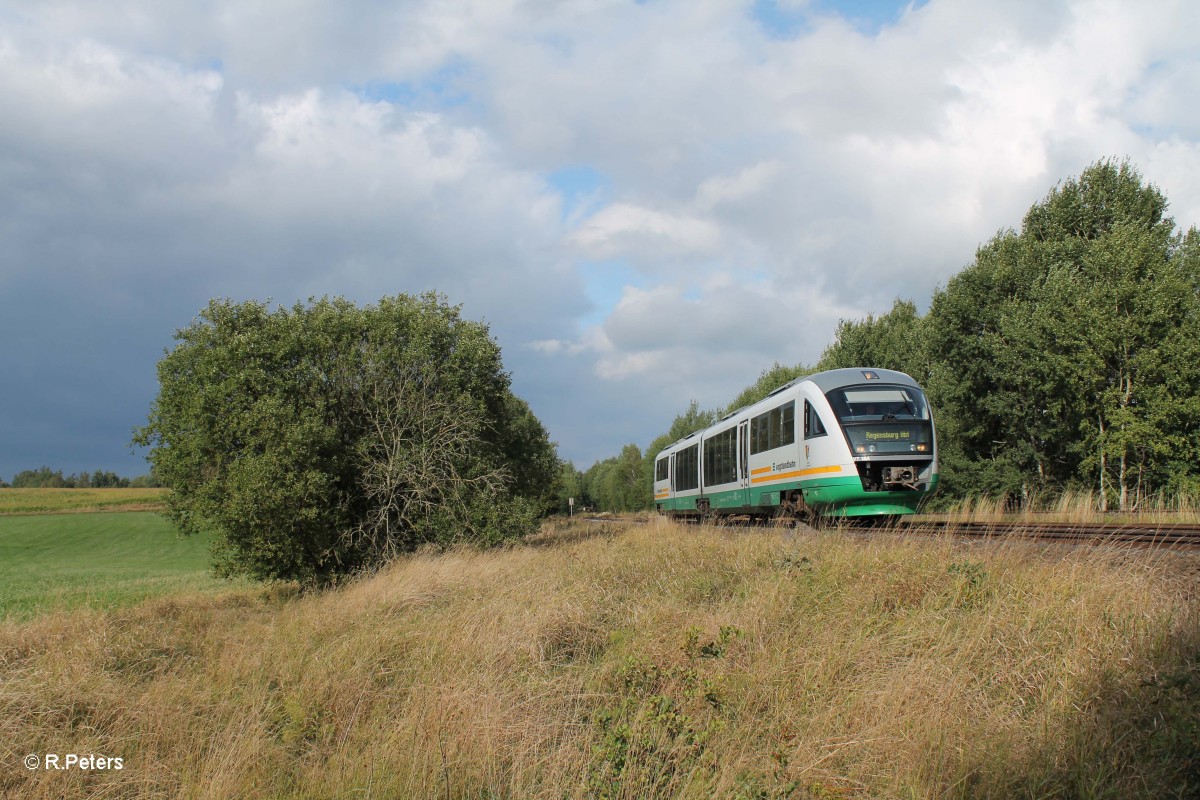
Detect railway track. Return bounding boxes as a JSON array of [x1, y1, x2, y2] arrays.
[[875, 518, 1200, 550], [594, 513, 1200, 551]]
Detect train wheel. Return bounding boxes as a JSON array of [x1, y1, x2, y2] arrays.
[[776, 491, 802, 527]]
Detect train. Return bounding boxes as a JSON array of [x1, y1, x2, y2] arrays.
[[652, 368, 938, 523]]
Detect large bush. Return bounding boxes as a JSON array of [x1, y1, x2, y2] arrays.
[[135, 294, 559, 585]]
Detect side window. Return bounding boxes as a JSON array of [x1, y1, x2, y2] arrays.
[[751, 400, 796, 453], [702, 428, 737, 485], [655, 457, 668, 482], [804, 400, 827, 439], [750, 414, 764, 455], [674, 444, 699, 491], [779, 401, 795, 447]]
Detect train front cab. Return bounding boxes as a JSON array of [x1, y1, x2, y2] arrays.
[[799, 371, 938, 518]]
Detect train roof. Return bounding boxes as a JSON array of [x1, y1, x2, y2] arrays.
[[653, 367, 921, 456], [789, 367, 919, 394], [729, 367, 920, 417]]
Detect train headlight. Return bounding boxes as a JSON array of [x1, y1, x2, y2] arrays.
[[855, 445, 865, 453], [916, 443, 928, 452], [868, 445, 876, 453]]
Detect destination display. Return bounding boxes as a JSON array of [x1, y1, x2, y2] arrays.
[[843, 423, 932, 456]]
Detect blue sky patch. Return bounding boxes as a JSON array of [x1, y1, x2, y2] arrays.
[[578, 260, 643, 329], [353, 81, 420, 105], [548, 165, 612, 223], [349, 60, 473, 109], [753, 0, 926, 39]]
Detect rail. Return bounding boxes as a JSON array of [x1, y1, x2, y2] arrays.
[[873, 518, 1200, 550]]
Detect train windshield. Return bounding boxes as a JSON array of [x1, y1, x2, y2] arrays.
[[825, 384, 933, 457], [825, 385, 930, 423]]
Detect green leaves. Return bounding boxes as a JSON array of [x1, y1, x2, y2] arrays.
[[584, 443, 649, 513], [797, 159, 1200, 507], [135, 293, 559, 585], [817, 298, 923, 378], [923, 159, 1200, 506]]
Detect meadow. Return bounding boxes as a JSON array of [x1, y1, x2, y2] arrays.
[[0, 510, 241, 619], [0, 487, 165, 515], [3, 515, 1198, 798]]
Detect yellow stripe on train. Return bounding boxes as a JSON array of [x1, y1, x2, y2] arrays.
[[749, 465, 842, 485]]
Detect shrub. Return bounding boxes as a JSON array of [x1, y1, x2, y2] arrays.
[[134, 293, 558, 585]]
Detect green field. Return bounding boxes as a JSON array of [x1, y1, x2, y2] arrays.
[[0, 511, 240, 619], [0, 487, 166, 515]]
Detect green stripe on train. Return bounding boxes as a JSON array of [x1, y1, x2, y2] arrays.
[[655, 473, 938, 516]]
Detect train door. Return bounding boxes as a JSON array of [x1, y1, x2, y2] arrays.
[[738, 420, 749, 506], [802, 399, 812, 469], [668, 453, 675, 510], [803, 398, 830, 467]]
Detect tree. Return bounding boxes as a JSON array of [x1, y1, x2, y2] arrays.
[[817, 300, 925, 379], [1061, 222, 1200, 509], [91, 470, 131, 488], [129, 473, 161, 488], [579, 444, 648, 512], [722, 363, 813, 413], [11, 467, 67, 488], [580, 458, 613, 510], [492, 394, 562, 515], [7, 467, 136, 488], [556, 461, 585, 514], [608, 443, 648, 511], [134, 294, 559, 585], [924, 159, 1200, 507]]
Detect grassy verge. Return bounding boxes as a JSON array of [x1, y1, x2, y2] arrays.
[[0, 511, 242, 619], [2, 518, 1198, 798], [922, 489, 1200, 525], [0, 488, 166, 515]]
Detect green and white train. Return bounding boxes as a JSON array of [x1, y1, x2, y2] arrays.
[[652, 368, 938, 522]]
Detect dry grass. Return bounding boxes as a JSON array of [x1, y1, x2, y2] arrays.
[[2, 517, 1198, 798], [927, 488, 1200, 525]]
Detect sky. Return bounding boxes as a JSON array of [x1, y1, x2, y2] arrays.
[[1, 0, 1199, 480]]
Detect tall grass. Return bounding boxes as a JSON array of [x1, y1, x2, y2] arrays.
[[933, 488, 1200, 524], [3, 517, 1197, 798]]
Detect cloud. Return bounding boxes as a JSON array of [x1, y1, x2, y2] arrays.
[[2, 0, 1199, 477], [0, 29, 578, 316], [552, 276, 861, 384], [693, 162, 783, 211], [0, 22, 582, 476], [568, 203, 723, 260]]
